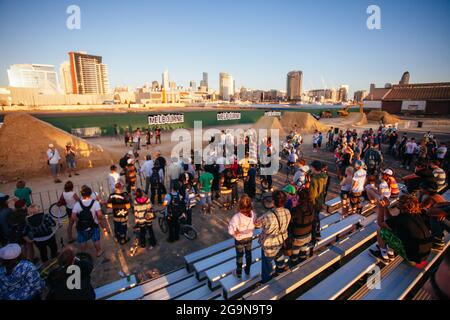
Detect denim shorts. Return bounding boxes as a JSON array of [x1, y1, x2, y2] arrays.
[[66, 158, 76, 169], [200, 191, 212, 205], [77, 227, 100, 243]]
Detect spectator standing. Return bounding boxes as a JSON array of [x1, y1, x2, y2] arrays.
[[61, 181, 79, 244], [340, 166, 354, 217], [24, 204, 57, 263], [350, 160, 367, 216], [65, 143, 79, 178], [71, 187, 106, 257], [141, 155, 154, 195], [199, 166, 214, 214], [163, 184, 185, 243], [402, 138, 418, 170], [47, 144, 62, 183], [14, 180, 32, 207], [108, 165, 121, 193], [256, 190, 291, 283], [150, 166, 164, 205], [107, 183, 131, 245], [0, 194, 13, 246], [0, 243, 44, 300], [309, 161, 329, 241], [228, 195, 256, 278], [124, 158, 138, 194], [168, 157, 182, 191], [133, 189, 156, 248], [155, 127, 162, 144]]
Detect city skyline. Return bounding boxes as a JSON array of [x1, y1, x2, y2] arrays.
[[1, 0, 450, 95]]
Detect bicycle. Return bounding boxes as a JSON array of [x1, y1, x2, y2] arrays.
[[49, 203, 69, 220], [156, 208, 197, 240]]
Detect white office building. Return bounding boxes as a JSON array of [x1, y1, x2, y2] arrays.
[[7, 64, 60, 94], [219, 72, 234, 101]]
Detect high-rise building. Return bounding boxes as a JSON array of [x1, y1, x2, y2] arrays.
[[59, 61, 73, 94], [400, 71, 410, 85], [169, 81, 177, 91], [68, 52, 110, 94], [219, 72, 234, 101], [200, 72, 208, 91], [190, 81, 197, 92], [7, 64, 60, 94], [162, 70, 169, 90], [354, 90, 368, 102], [151, 81, 160, 90], [339, 85, 349, 102], [286, 71, 303, 101]]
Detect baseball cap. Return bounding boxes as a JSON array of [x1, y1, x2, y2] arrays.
[[0, 243, 22, 260], [283, 184, 297, 195], [383, 169, 394, 176], [300, 165, 310, 173], [48, 143, 54, 148], [0, 193, 9, 203]]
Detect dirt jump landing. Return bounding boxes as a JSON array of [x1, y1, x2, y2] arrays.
[[280, 112, 329, 133], [0, 113, 116, 182], [252, 116, 286, 137], [367, 110, 401, 125]]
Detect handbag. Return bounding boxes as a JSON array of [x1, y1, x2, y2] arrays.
[[56, 194, 66, 207], [272, 209, 292, 257]]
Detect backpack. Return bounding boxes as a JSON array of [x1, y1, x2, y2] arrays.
[[27, 214, 53, 239], [150, 170, 160, 185], [119, 156, 128, 169], [367, 151, 377, 171], [76, 200, 97, 232], [167, 193, 185, 219]]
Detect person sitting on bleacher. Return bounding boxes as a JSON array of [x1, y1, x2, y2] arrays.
[[420, 182, 448, 251], [228, 195, 256, 278], [340, 166, 354, 218], [423, 247, 450, 300], [370, 194, 433, 268], [288, 189, 314, 266], [255, 190, 291, 283], [429, 160, 447, 192], [381, 169, 400, 199]]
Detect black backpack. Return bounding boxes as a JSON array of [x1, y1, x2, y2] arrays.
[[167, 193, 185, 219], [76, 200, 97, 232], [150, 170, 160, 185]]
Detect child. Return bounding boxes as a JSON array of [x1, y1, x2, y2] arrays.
[[228, 195, 256, 278], [340, 166, 354, 217], [133, 188, 156, 248], [14, 180, 32, 207]]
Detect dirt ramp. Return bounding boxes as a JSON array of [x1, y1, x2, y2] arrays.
[[0, 113, 115, 181], [252, 116, 286, 137], [281, 112, 329, 133], [355, 113, 368, 126], [367, 110, 401, 124]]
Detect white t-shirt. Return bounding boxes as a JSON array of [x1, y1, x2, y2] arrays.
[[108, 172, 121, 192], [63, 191, 77, 209], [140, 160, 154, 177], [288, 152, 298, 163], [405, 142, 418, 154], [312, 134, 320, 144], [47, 149, 61, 164], [378, 180, 391, 198], [352, 169, 367, 193], [437, 146, 447, 159], [72, 199, 101, 224]]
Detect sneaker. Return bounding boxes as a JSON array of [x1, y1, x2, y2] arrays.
[[244, 266, 251, 276], [233, 270, 242, 278], [386, 246, 395, 260], [369, 249, 390, 263], [432, 238, 445, 251], [315, 232, 322, 241]]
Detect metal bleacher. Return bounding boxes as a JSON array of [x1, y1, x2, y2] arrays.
[[98, 183, 447, 301]]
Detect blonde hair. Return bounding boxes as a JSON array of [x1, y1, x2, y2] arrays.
[[345, 166, 354, 176]]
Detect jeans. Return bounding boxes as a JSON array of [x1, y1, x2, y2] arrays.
[[34, 235, 58, 262], [150, 183, 163, 204], [403, 153, 413, 167], [114, 221, 128, 243], [231, 184, 239, 204], [138, 224, 156, 247], [430, 217, 450, 240], [145, 177, 151, 195], [235, 238, 252, 275], [311, 208, 321, 241], [50, 163, 59, 178], [261, 247, 285, 283]]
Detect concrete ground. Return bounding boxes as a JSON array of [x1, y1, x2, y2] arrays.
[[1, 118, 449, 288]]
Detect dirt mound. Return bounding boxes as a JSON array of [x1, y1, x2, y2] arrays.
[[252, 116, 286, 137], [367, 110, 401, 124], [0, 113, 115, 181], [280, 112, 329, 133], [355, 112, 368, 126]]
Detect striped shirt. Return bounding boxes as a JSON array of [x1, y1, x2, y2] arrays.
[[133, 197, 152, 225], [107, 192, 131, 223]]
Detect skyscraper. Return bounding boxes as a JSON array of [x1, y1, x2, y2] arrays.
[[200, 72, 208, 91], [68, 52, 110, 94], [286, 71, 303, 101], [7, 64, 60, 94], [190, 81, 197, 92], [219, 72, 234, 101], [59, 61, 73, 94], [162, 70, 169, 90]]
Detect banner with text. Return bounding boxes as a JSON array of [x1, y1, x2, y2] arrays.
[[264, 110, 282, 117], [401, 101, 426, 112], [148, 113, 184, 125], [217, 111, 242, 121]]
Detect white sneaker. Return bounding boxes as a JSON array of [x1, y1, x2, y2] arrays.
[[386, 246, 395, 259], [380, 248, 389, 261]]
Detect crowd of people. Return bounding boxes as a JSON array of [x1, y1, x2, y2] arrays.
[[1, 123, 449, 300]]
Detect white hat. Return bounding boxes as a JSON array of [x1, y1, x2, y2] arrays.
[[127, 150, 134, 155], [383, 169, 394, 176], [48, 143, 54, 148], [300, 165, 310, 172], [0, 243, 22, 260], [127, 158, 134, 164]]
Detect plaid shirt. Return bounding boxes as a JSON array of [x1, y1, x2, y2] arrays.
[[257, 207, 291, 258]]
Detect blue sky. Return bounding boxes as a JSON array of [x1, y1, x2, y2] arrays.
[[0, 0, 449, 94]]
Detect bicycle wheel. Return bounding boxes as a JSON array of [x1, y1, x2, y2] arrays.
[[262, 195, 274, 210], [181, 225, 197, 240], [158, 216, 168, 233], [49, 203, 68, 220]]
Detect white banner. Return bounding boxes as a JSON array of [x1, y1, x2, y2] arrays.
[[148, 113, 184, 125], [363, 101, 382, 109], [217, 112, 241, 121], [264, 111, 282, 117], [401, 101, 426, 111]]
